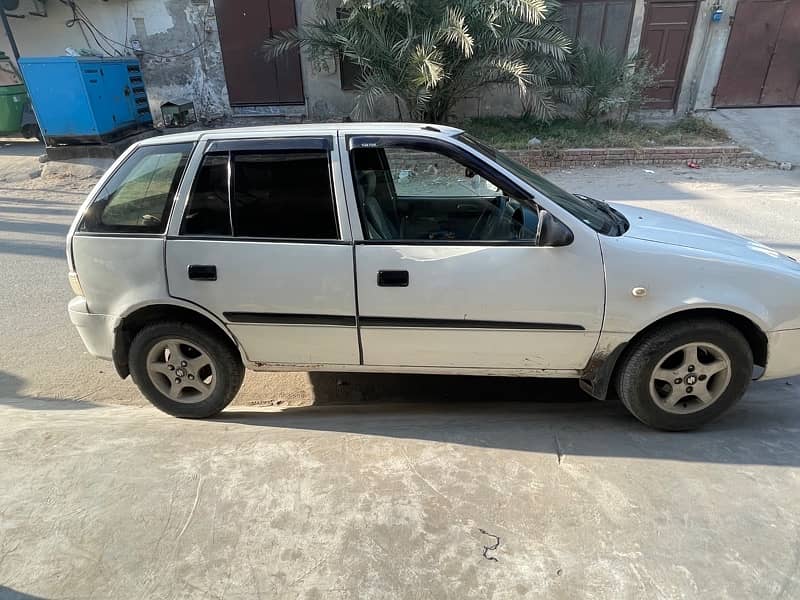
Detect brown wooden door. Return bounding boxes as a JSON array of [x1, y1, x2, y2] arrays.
[[641, 1, 699, 109], [714, 0, 800, 107], [216, 0, 305, 106]]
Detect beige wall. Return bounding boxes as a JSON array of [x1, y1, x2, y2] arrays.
[[689, 0, 739, 111]]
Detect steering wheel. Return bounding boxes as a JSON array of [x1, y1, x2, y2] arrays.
[[512, 207, 525, 239], [468, 196, 507, 240]]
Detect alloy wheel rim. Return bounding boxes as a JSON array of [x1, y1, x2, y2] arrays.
[[648, 342, 732, 415], [145, 338, 217, 403]]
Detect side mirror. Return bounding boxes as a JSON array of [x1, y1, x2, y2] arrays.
[[537, 210, 574, 247]]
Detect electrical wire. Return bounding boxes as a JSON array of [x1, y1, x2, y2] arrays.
[[65, 13, 118, 56], [61, 0, 208, 59], [63, 0, 120, 56], [124, 0, 129, 50]]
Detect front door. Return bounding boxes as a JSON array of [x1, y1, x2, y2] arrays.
[[641, 0, 699, 110], [342, 134, 605, 372], [166, 136, 359, 366]]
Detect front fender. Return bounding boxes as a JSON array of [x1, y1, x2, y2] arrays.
[[600, 236, 800, 334]]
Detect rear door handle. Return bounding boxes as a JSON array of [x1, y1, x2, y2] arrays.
[[377, 270, 409, 287], [188, 264, 217, 281]]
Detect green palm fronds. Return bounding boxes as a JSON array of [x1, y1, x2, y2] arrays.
[[264, 0, 571, 122]]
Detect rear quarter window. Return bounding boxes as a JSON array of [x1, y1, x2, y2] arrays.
[[80, 142, 193, 234]]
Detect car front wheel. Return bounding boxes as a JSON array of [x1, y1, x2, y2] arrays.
[[129, 321, 244, 418], [615, 319, 754, 431]]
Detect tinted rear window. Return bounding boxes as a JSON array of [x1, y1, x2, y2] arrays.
[[80, 143, 193, 234], [232, 151, 336, 239], [181, 149, 338, 240], [182, 153, 231, 236]]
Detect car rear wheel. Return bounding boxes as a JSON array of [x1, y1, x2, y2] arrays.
[[615, 319, 753, 431], [129, 321, 244, 418]]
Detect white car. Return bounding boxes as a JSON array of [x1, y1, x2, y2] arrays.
[[66, 123, 800, 430]]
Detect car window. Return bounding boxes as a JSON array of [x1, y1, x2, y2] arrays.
[[80, 142, 192, 234], [457, 133, 628, 236], [351, 144, 539, 242], [383, 147, 500, 199], [182, 153, 231, 236], [232, 151, 337, 239], [181, 149, 338, 240]]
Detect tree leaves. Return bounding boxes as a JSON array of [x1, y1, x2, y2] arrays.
[[569, 45, 661, 124], [264, 0, 570, 122], [441, 6, 474, 57]]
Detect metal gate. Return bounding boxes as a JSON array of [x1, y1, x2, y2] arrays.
[[641, 1, 699, 110], [714, 0, 800, 107], [216, 0, 305, 106]]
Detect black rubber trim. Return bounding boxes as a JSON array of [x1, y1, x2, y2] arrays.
[[223, 312, 584, 331], [354, 239, 539, 247], [224, 312, 356, 326], [74, 232, 165, 239], [359, 317, 584, 331], [168, 235, 350, 244], [206, 136, 333, 153]]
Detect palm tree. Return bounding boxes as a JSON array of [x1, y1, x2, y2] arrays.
[[264, 0, 572, 123]]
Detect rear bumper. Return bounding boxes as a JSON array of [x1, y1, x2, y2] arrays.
[[68, 297, 115, 361], [763, 328, 800, 380]]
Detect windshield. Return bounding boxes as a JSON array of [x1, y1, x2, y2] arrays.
[[456, 133, 628, 236]]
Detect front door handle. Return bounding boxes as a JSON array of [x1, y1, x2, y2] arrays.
[[188, 264, 217, 281], [377, 270, 409, 287]]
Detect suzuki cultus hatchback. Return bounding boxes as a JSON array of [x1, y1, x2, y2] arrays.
[[67, 124, 800, 430]]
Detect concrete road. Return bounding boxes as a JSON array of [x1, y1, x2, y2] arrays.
[[2, 158, 800, 598], [707, 108, 800, 166], [2, 389, 800, 600]]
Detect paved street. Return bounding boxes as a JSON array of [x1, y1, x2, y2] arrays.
[[2, 149, 800, 599], [707, 108, 800, 166]]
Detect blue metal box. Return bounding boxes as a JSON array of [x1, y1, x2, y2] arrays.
[[18, 56, 153, 143]]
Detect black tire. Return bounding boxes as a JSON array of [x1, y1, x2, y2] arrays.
[[615, 319, 753, 431], [129, 321, 244, 418], [21, 123, 42, 142]]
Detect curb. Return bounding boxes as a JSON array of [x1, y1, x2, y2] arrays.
[[506, 146, 755, 169]]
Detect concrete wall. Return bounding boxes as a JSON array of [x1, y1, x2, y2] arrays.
[[627, 0, 647, 58], [676, 0, 738, 114], [0, 0, 534, 124], [0, 0, 232, 125], [0, 0, 738, 124], [690, 0, 739, 111], [627, 0, 739, 115], [0, 0, 369, 124], [295, 0, 349, 120]]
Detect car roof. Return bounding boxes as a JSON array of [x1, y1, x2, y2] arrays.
[[138, 122, 464, 146]]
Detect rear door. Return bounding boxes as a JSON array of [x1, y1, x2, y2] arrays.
[[342, 133, 605, 372], [166, 135, 359, 366]]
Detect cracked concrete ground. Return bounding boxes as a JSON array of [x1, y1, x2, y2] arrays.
[[1, 141, 800, 599], [707, 108, 800, 166], [2, 390, 800, 599]]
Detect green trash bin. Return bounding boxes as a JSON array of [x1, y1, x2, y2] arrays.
[[0, 51, 37, 138], [0, 83, 27, 135]]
